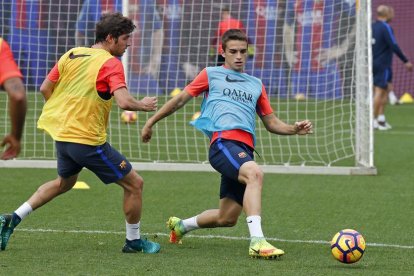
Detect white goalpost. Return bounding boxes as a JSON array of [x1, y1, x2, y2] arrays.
[[0, 0, 375, 175]]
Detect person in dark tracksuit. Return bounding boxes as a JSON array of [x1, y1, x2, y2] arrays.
[[372, 5, 413, 130]]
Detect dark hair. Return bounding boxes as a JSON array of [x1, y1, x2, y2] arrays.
[[221, 5, 230, 13], [221, 29, 248, 51], [95, 12, 136, 43]]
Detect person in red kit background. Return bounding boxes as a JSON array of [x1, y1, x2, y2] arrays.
[[211, 6, 248, 66], [0, 37, 27, 160]]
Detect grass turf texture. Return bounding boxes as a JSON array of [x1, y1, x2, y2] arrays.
[[0, 105, 413, 275]]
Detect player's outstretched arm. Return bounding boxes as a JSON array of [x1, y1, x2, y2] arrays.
[[261, 113, 313, 135], [141, 90, 193, 143], [1, 77, 27, 160], [293, 120, 313, 135], [113, 87, 157, 112]]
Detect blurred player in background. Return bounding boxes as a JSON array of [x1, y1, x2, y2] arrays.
[[372, 5, 413, 130], [283, 0, 356, 99], [76, 0, 163, 94], [8, 0, 49, 90], [76, 0, 122, 46], [243, 0, 287, 96], [130, 0, 163, 79], [127, 0, 163, 95], [211, 5, 248, 66], [47, 1, 84, 69], [0, 37, 27, 160], [0, 13, 160, 254], [385, 7, 400, 106], [141, 29, 312, 259]]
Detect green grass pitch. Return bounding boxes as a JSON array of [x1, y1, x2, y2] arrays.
[[0, 105, 413, 275]]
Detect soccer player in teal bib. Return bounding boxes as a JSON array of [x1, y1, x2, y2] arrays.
[[142, 29, 313, 259]]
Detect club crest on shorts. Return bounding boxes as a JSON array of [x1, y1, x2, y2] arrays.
[[119, 160, 127, 169], [238, 151, 247, 158]]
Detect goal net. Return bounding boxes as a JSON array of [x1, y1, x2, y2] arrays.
[[0, 0, 375, 175]]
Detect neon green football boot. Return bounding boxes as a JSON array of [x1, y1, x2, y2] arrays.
[[249, 237, 285, 259], [166, 217, 186, 244]]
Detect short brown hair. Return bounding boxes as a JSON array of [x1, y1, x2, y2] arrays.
[[95, 12, 136, 43], [221, 29, 248, 51]]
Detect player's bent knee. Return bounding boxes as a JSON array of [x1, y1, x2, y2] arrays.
[[217, 217, 238, 227], [59, 177, 78, 193], [129, 172, 144, 192], [118, 171, 143, 194], [239, 162, 263, 185]]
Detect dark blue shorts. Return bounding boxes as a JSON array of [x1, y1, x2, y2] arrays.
[[209, 139, 254, 206], [56, 141, 132, 184], [373, 66, 392, 89]]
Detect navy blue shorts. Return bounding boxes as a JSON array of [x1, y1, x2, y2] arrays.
[[373, 66, 392, 89], [209, 139, 254, 206], [56, 141, 132, 184]]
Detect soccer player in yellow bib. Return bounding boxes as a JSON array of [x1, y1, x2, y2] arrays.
[[0, 13, 160, 254]]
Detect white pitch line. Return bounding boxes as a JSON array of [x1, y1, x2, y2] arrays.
[[17, 228, 414, 249], [375, 130, 414, 136]]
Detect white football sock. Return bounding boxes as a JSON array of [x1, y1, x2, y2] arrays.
[[14, 202, 33, 220], [126, 221, 140, 241], [377, 114, 386, 122], [182, 216, 200, 232], [388, 91, 398, 104], [246, 215, 264, 238]]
